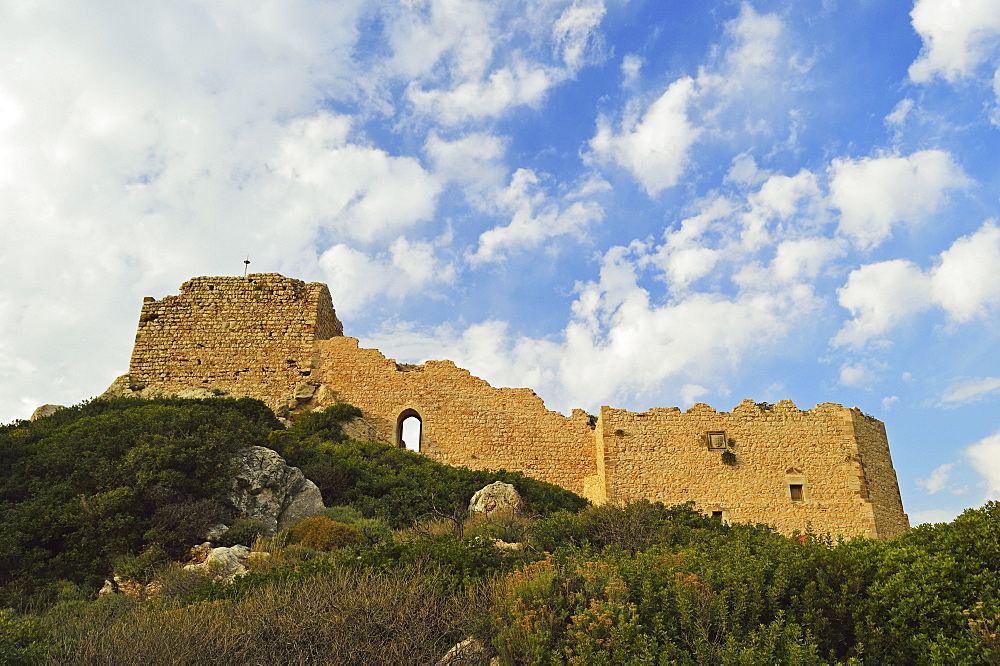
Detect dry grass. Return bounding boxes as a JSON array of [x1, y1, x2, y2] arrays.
[[45, 564, 484, 665]]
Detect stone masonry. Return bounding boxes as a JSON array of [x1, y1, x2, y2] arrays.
[[113, 274, 909, 539]]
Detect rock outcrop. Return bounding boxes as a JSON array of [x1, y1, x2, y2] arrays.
[[469, 481, 523, 517], [30, 404, 65, 421], [228, 446, 325, 534], [183, 543, 251, 583]]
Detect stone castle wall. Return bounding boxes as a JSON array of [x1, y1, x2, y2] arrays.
[[128, 274, 342, 408], [595, 401, 908, 538], [121, 275, 909, 538], [311, 337, 599, 497]]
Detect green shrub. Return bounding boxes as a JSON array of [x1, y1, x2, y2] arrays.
[[0, 608, 51, 665], [0, 397, 280, 603], [219, 518, 271, 548], [112, 544, 170, 584], [322, 506, 364, 523], [293, 517, 364, 552]]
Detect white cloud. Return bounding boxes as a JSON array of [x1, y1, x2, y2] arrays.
[[681, 384, 709, 405], [718, 4, 783, 88], [833, 220, 1000, 347], [588, 5, 796, 198], [881, 395, 900, 410], [425, 131, 506, 195], [408, 63, 553, 125], [741, 170, 822, 250], [939, 377, 1000, 406], [967, 431, 1000, 501], [930, 221, 1000, 322], [589, 76, 701, 196], [272, 113, 443, 243], [832, 260, 931, 348], [621, 54, 643, 87], [917, 462, 954, 494], [885, 98, 914, 126], [468, 169, 604, 263], [839, 362, 874, 388], [552, 0, 606, 71], [393, 0, 609, 125], [770, 237, 845, 283], [910, 508, 962, 525], [724, 152, 764, 185], [829, 150, 967, 250], [319, 237, 456, 315], [908, 0, 1000, 83]]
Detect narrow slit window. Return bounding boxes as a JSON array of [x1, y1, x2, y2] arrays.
[[789, 484, 804, 501]]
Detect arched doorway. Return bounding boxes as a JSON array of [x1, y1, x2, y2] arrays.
[[396, 409, 422, 452]]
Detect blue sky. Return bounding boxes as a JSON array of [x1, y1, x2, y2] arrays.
[[2, 0, 999, 525]]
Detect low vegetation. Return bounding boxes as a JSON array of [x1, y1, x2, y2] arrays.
[[1, 400, 998, 664]]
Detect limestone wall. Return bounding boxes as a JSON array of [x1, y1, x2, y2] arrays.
[[128, 274, 341, 408], [594, 400, 902, 538], [312, 337, 598, 496], [851, 411, 910, 539]]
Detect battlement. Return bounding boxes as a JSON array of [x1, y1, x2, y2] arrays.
[[117, 275, 909, 539]]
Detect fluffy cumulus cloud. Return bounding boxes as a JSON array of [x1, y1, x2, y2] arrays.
[[916, 462, 954, 494], [396, 0, 607, 126], [590, 5, 795, 197], [589, 77, 702, 196], [967, 431, 1000, 501], [272, 113, 442, 243], [829, 150, 967, 250], [319, 237, 456, 315], [908, 0, 1000, 83], [469, 169, 606, 263], [834, 221, 1000, 347]]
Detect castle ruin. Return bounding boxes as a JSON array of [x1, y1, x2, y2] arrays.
[[113, 274, 910, 539]]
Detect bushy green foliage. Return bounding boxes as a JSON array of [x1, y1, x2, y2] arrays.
[[0, 397, 281, 603], [217, 518, 271, 548], [0, 609, 51, 665], [292, 517, 364, 551], [322, 506, 392, 546]]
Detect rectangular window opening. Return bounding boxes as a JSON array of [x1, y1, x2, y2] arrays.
[[789, 484, 804, 501], [707, 431, 727, 450], [711, 511, 723, 520]]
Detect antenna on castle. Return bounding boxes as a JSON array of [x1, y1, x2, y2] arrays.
[[243, 256, 250, 277]]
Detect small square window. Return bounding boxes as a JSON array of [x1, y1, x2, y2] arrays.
[[707, 431, 727, 450], [789, 484, 804, 501], [711, 511, 723, 520]]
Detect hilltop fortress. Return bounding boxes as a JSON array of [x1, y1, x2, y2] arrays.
[[107, 274, 909, 539]]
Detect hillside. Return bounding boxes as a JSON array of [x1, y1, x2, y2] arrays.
[[1, 398, 998, 664]]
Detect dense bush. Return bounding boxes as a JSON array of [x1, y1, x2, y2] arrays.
[[292, 517, 364, 551], [0, 397, 281, 604], [41, 565, 479, 665]]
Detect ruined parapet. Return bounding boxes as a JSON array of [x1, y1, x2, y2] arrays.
[[127, 274, 342, 411], [593, 399, 908, 539]]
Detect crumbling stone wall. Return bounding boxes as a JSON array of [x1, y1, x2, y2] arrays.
[[311, 336, 599, 497], [121, 275, 909, 538], [595, 400, 909, 539], [128, 274, 342, 409]]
